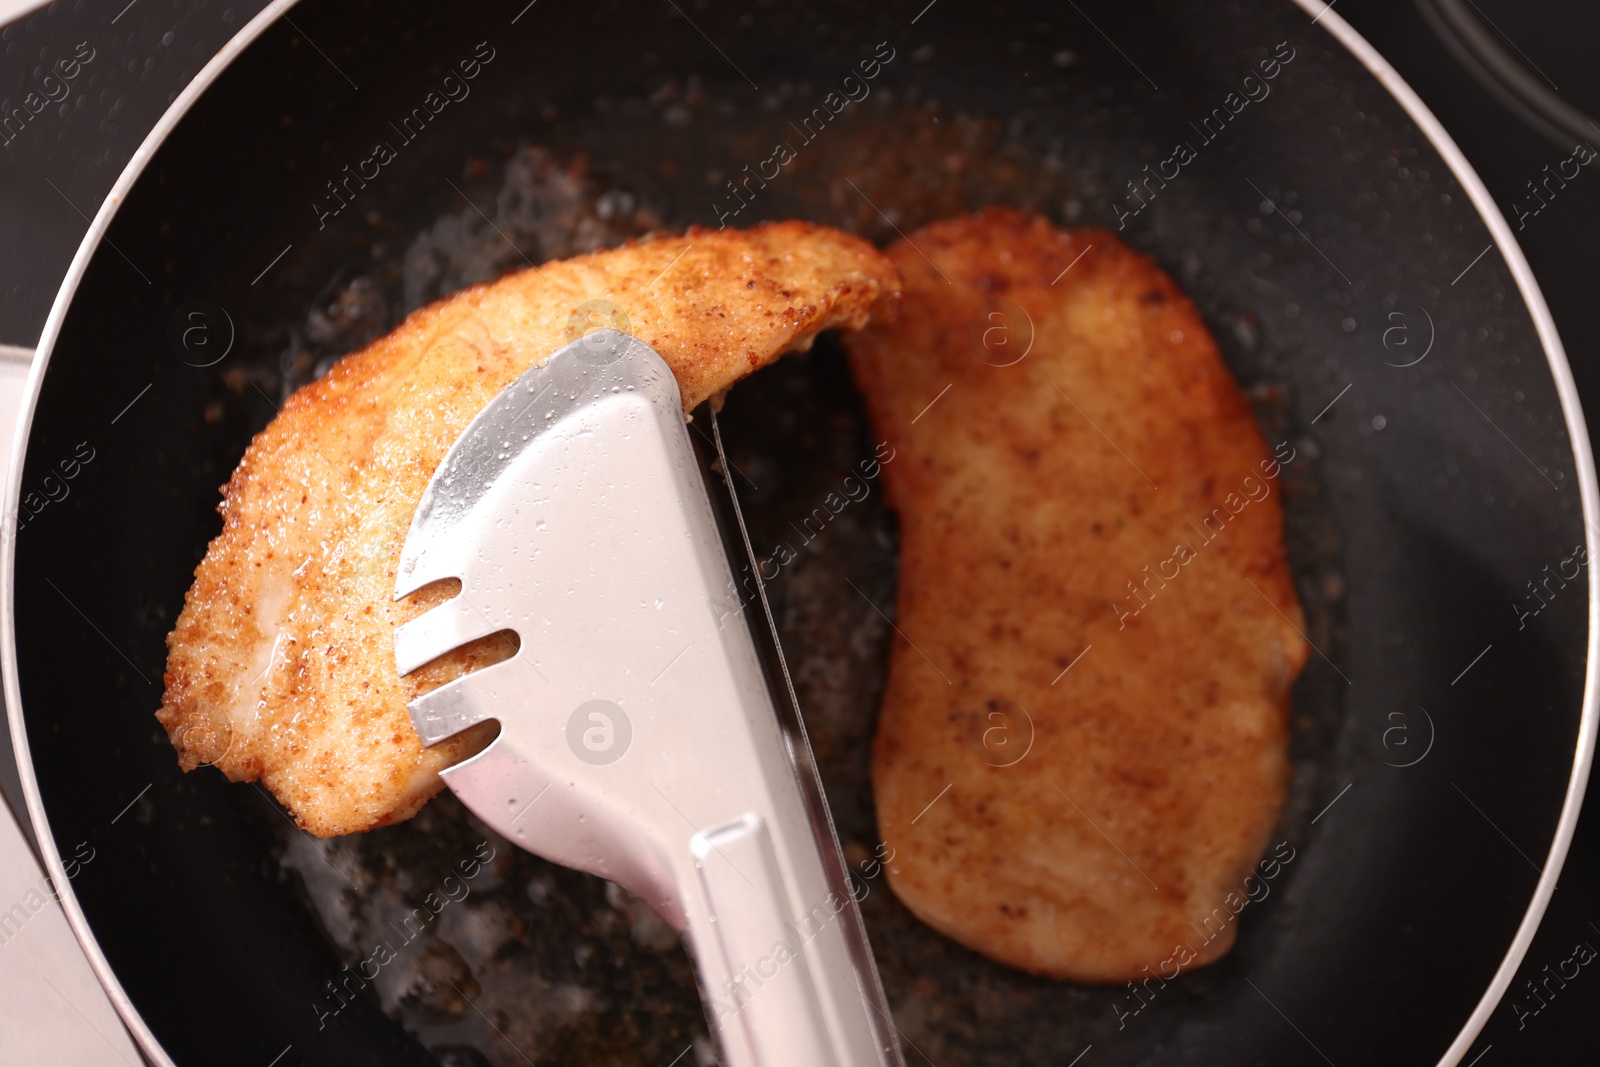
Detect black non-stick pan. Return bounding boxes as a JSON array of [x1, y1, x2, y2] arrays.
[[6, 1, 1595, 1064]]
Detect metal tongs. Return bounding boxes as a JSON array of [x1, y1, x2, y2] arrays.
[[391, 328, 903, 1067]]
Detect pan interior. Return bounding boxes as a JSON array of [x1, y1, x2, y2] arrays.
[[11, 1, 1588, 1065]]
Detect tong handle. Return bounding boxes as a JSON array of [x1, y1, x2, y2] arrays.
[[685, 812, 846, 1066]]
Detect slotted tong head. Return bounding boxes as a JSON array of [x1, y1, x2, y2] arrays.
[[391, 328, 903, 1067]]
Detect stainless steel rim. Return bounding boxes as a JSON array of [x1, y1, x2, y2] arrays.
[[4, 3, 1594, 1064], [1285, 9, 1600, 1063], [0, 4, 303, 1065]]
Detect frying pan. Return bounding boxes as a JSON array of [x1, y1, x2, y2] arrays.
[[5, 0, 1595, 1064]]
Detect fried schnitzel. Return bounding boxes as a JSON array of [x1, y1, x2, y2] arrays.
[[158, 222, 900, 837], [843, 209, 1308, 982]]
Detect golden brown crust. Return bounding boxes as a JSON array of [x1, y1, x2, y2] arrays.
[[843, 209, 1308, 982], [158, 222, 901, 837]]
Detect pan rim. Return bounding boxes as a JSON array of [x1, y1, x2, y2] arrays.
[[1286, 5, 1600, 1063], [4, 2, 1594, 1065], [0, 2, 304, 1064]]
